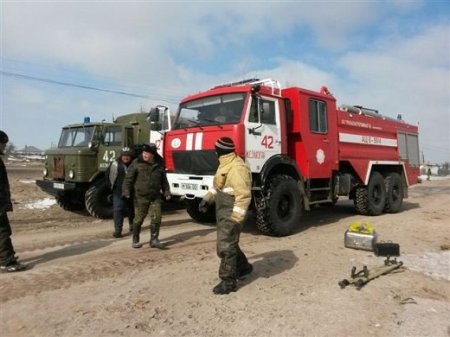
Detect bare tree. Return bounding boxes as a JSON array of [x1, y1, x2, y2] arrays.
[[5, 143, 15, 155]]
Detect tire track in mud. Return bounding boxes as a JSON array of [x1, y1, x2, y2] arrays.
[[0, 224, 268, 303], [15, 217, 202, 252], [0, 238, 218, 303], [17, 232, 129, 252], [11, 216, 102, 232]]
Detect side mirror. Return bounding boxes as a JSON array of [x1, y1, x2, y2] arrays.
[[248, 95, 263, 135], [258, 99, 264, 120], [88, 141, 98, 150], [149, 108, 160, 123]]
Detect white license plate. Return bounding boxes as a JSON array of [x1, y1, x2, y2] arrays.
[[53, 183, 65, 190], [181, 183, 198, 190]]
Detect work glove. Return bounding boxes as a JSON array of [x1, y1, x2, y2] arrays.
[[198, 199, 208, 213], [230, 212, 244, 224], [164, 191, 172, 201]]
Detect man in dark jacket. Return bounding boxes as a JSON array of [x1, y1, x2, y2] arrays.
[[122, 143, 171, 249], [0, 130, 26, 272], [106, 147, 135, 238]]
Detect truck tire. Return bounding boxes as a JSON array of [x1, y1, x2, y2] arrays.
[[56, 192, 85, 211], [256, 175, 302, 237], [254, 193, 275, 235], [85, 179, 113, 219], [185, 198, 216, 223], [354, 171, 386, 216], [384, 172, 403, 213]]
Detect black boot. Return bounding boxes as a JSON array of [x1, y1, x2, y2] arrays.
[[150, 223, 166, 249], [212, 280, 237, 295], [238, 263, 253, 278], [132, 224, 142, 248], [0, 256, 27, 273]]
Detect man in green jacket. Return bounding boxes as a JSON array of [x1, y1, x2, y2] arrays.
[[122, 143, 171, 249], [199, 137, 253, 294]]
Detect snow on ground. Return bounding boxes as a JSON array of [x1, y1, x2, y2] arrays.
[[7, 155, 45, 161], [401, 251, 450, 281], [22, 198, 57, 210], [19, 179, 37, 184], [418, 174, 450, 181]]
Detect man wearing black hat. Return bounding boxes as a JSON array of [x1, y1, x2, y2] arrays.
[[0, 130, 26, 272], [122, 143, 171, 249], [106, 147, 135, 238], [199, 136, 253, 294]]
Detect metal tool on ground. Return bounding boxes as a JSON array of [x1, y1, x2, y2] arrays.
[[374, 241, 400, 257], [338, 256, 404, 290]]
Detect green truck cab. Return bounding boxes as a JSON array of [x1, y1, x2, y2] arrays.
[[36, 106, 171, 218]]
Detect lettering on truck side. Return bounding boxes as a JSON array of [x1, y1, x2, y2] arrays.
[[102, 150, 116, 162], [339, 133, 397, 147], [246, 150, 266, 159], [362, 136, 382, 144], [341, 119, 372, 129]]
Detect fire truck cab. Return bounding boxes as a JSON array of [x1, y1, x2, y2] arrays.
[[164, 79, 420, 236]]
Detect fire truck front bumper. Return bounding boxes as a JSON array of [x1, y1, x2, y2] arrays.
[[166, 173, 214, 199], [36, 179, 77, 196]]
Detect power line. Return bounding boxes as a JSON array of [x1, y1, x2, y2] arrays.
[[1, 57, 187, 100], [1, 70, 178, 103]]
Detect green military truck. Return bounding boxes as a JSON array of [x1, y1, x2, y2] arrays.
[[36, 106, 171, 218]]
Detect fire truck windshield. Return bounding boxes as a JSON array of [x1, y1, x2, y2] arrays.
[[173, 93, 245, 129]]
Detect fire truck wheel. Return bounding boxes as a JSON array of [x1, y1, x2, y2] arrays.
[[56, 192, 85, 211], [265, 175, 302, 236], [354, 171, 386, 216], [384, 172, 403, 213], [254, 194, 275, 235], [85, 179, 113, 219], [185, 198, 216, 223]]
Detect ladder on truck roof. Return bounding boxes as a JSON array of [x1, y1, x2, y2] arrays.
[[212, 78, 281, 97], [340, 104, 405, 123], [249, 78, 281, 97]]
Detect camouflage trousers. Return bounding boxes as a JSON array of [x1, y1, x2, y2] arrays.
[[132, 198, 162, 231], [215, 191, 249, 282]]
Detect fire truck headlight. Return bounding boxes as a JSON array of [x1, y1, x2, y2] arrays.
[[69, 170, 75, 179], [43, 168, 48, 177]]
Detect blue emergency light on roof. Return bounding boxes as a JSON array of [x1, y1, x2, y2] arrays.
[[84, 116, 91, 123]]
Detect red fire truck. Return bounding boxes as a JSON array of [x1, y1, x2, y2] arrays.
[[162, 79, 420, 236]]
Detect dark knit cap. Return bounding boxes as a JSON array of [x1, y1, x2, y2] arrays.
[[142, 143, 157, 154], [0, 130, 8, 144], [215, 137, 235, 156]]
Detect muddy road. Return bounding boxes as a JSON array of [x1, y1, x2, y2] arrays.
[[1, 162, 449, 337]]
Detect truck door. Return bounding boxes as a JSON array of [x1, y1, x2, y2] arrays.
[[244, 96, 282, 172], [303, 97, 338, 178]]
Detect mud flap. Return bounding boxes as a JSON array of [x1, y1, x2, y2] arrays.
[[297, 179, 310, 211]]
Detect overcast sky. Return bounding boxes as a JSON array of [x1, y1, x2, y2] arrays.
[[1, 0, 449, 164]]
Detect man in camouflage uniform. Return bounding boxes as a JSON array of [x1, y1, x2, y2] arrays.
[[0, 130, 26, 272], [199, 137, 253, 294], [122, 143, 171, 249]]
